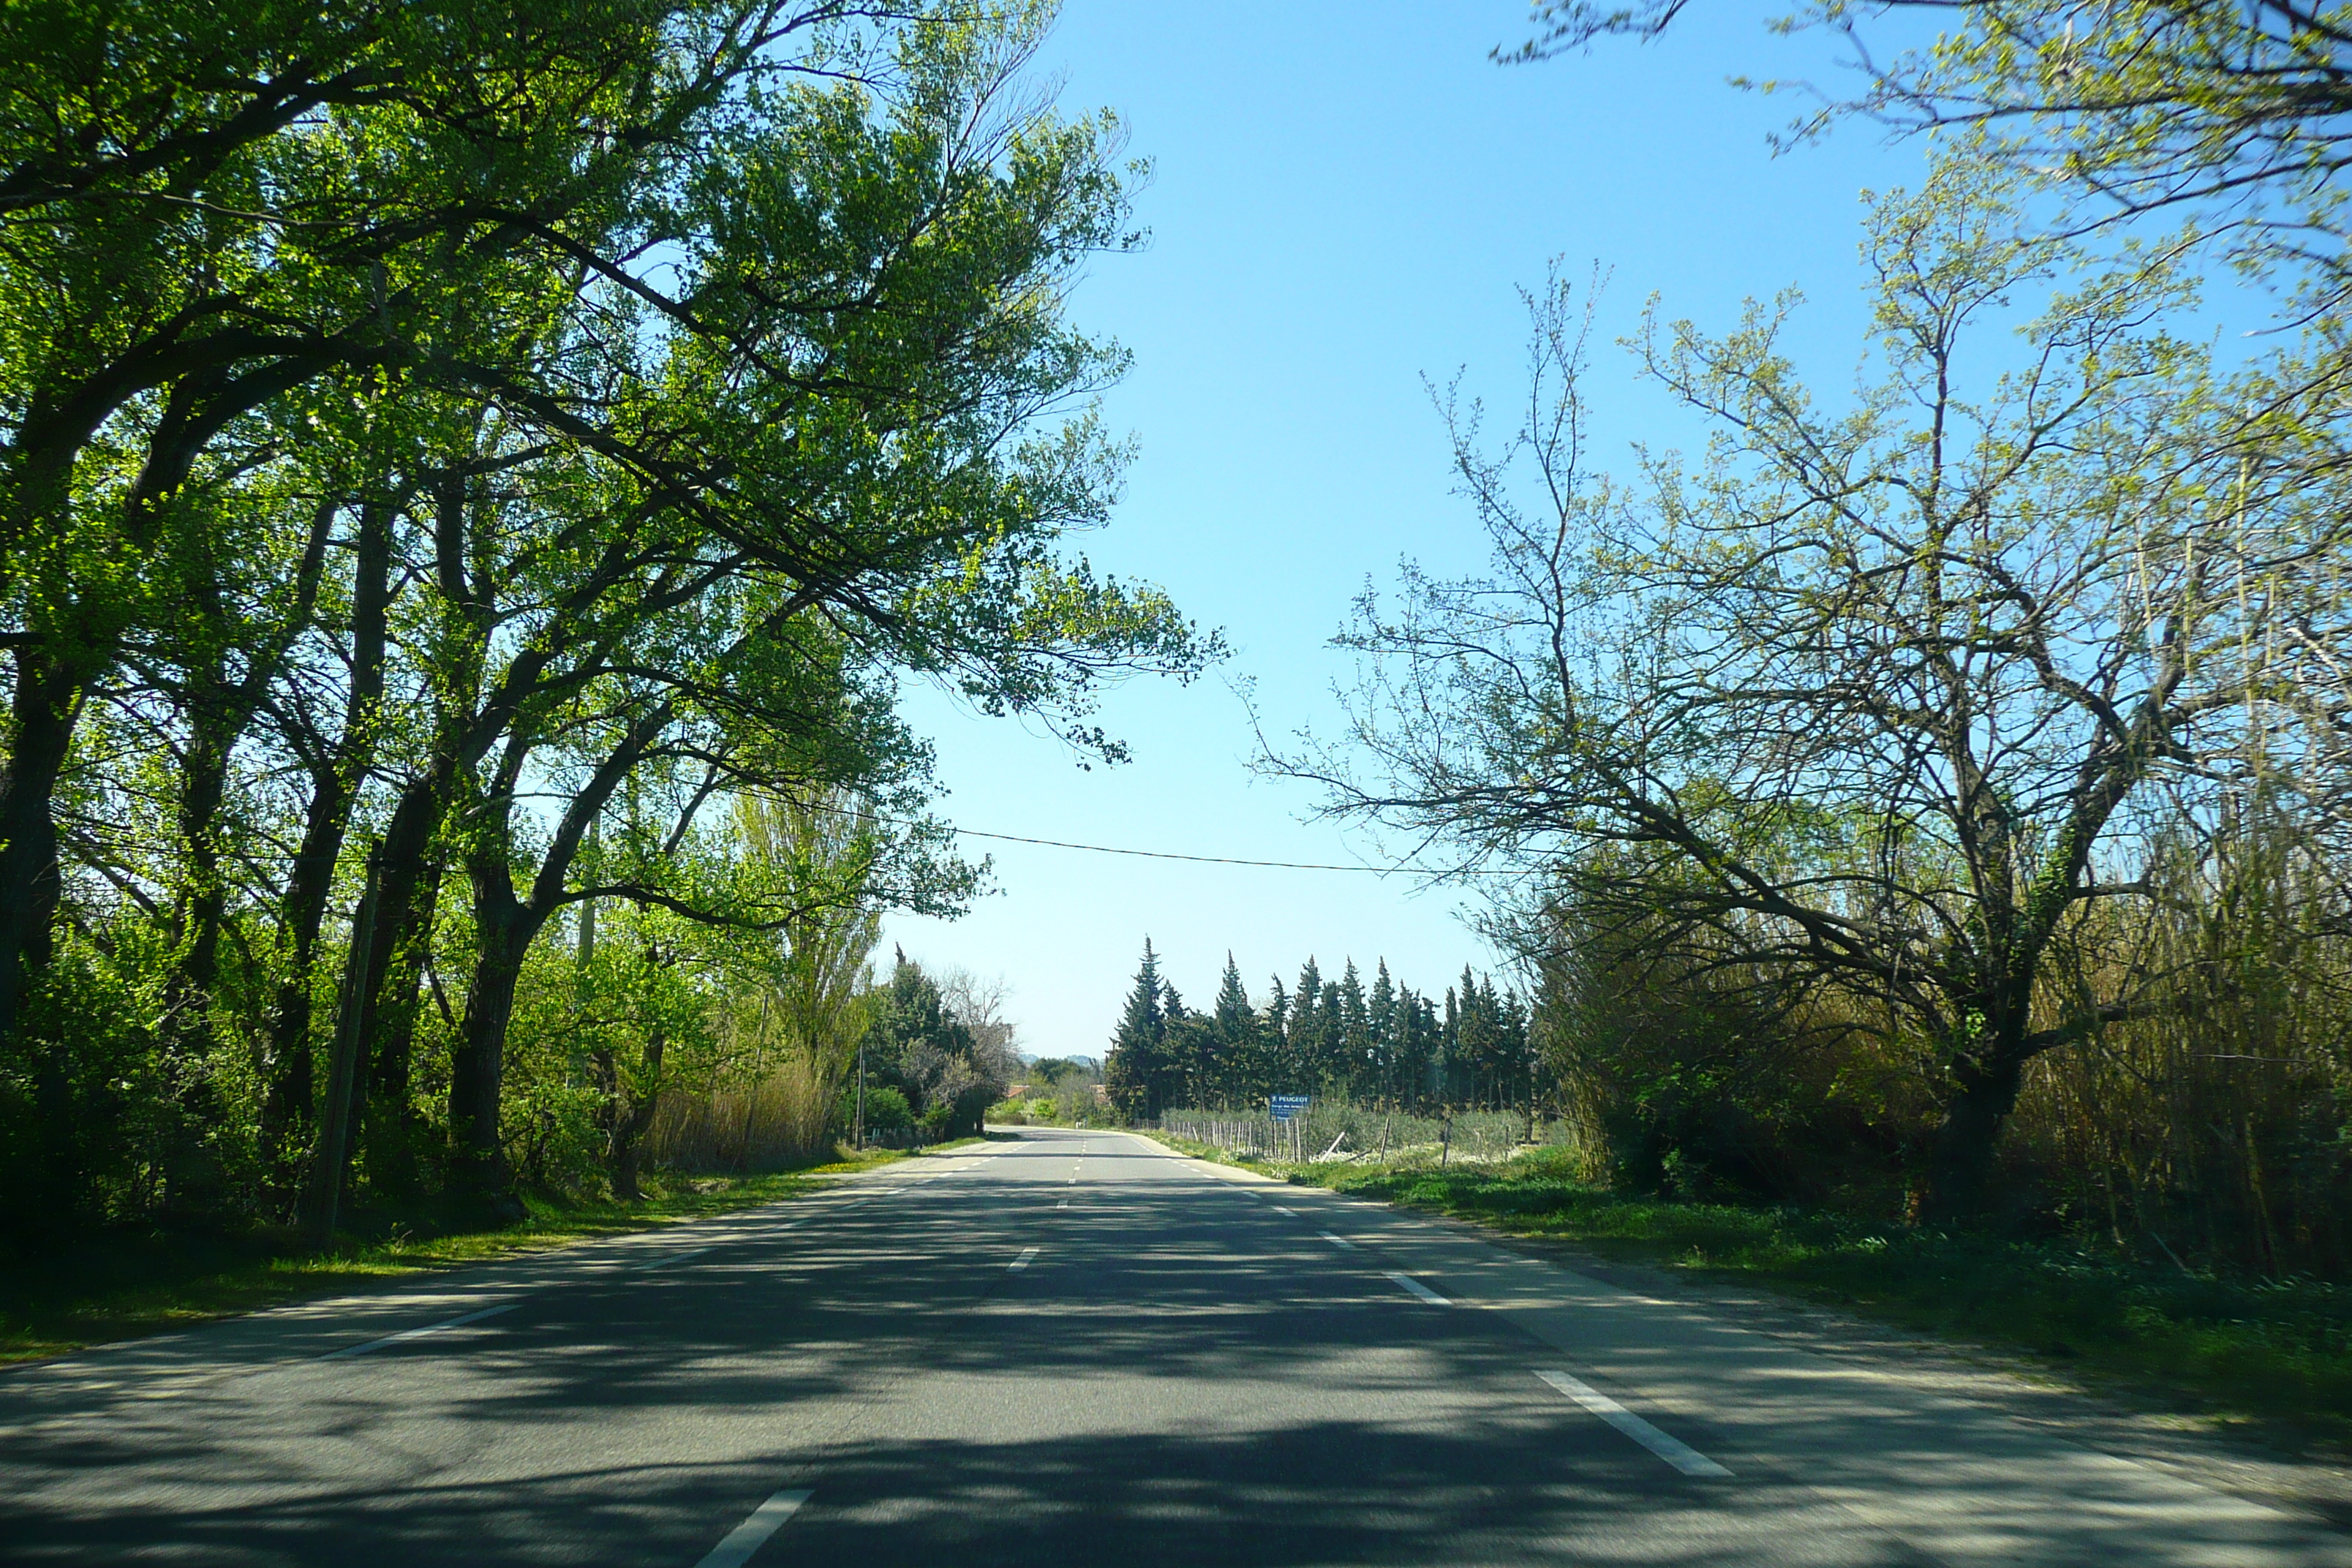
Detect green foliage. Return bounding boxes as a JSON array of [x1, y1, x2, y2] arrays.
[[859, 952, 1009, 1140], [857, 1085, 913, 1132], [0, 1, 1208, 1250]]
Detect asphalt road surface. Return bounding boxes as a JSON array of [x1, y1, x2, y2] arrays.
[[4, 1126, 2345, 1566]]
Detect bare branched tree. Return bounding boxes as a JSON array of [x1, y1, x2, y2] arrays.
[[1507, 0, 2352, 303], [1277, 166, 2352, 1217]]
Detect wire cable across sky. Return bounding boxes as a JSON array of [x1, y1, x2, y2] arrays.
[[933, 821, 1535, 876], [810, 796, 1539, 877]]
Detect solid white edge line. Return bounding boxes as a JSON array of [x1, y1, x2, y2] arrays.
[[325, 1303, 519, 1359], [1384, 1270, 1450, 1305], [1316, 1231, 1357, 1250], [1535, 1369, 1733, 1477], [693, 1488, 813, 1568], [1007, 1246, 1040, 1272]]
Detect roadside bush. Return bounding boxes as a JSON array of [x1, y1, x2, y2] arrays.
[[858, 1085, 913, 1131]]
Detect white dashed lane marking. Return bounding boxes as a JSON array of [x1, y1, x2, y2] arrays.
[[1385, 1271, 1450, 1306], [636, 1247, 712, 1273], [325, 1303, 519, 1360], [1536, 1370, 1733, 1478], [693, 1488, 813, 1567]]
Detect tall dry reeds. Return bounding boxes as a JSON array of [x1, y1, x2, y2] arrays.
[[644, 1050, 848, 1172], [2004, 807, 2352, 1275], [1535, 801, 2352, 1277], [641, 789, 887, 1177]]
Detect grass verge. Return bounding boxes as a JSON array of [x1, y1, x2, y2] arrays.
[[1152, 1132, 2352, 1450], [0, 1148, 909, 1366]]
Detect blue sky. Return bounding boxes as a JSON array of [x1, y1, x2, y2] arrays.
[[881, 1, 1934, 1059]]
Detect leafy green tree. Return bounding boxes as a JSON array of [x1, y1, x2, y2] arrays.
[[0, 2, 1216, 1237], [0, 0, 833, 1059]]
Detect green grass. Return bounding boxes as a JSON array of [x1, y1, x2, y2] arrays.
[[0, 1149, 908, 1365], [1153, 1133, 2352, 1449]]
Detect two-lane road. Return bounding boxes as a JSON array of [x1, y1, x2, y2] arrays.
[[1, 1128, 2342, 1565]]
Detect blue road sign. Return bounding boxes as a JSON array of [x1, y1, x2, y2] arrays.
[[1270, 1095, 1309, 1122]]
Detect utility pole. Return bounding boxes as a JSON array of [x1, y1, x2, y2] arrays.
[[854, 1038, 866, 1150]]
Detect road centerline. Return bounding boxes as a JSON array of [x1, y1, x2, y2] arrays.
[[324, 1302, 519, 1360], [636, 1247, 713, 1273], [693, 1488, 813, 1568], [1536, 1369, 1733, 1478], [1384, 1270, 1451, 1305]]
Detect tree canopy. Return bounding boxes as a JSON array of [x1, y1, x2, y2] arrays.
[[0, 0, 1212, 1237]]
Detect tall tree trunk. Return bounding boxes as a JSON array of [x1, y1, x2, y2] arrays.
[[260, 496, 392, 1201], [340, 766, 454, 1191], [589, 875, 668, 1205], [157, 709, 234, 1219], [258, 761, 348, 1201], [449, 885, 538, 1221], [166, 496, 329, 1096], [2, 651, 88, 1220], [1919, 1052, 2027, 1225], [445, 704, 667, 1217], [605, 1030, 666, 1202], [363, 867, 440, 1202]]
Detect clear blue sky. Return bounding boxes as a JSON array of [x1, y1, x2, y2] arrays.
[[881, 0, 1931, 1060]]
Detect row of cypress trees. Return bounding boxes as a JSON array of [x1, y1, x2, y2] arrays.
[[1103, 939, 1530, 1118]]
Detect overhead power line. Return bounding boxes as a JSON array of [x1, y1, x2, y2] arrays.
[[802, 796, 1537, 876], [932, 821, 1534, 876]]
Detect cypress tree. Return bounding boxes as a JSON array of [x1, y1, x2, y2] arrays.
[[1368, 959, 1398, 1106], [1105, 938, 1166, 1117], [1459, 968, 1501, 1107], [1289, 957, 1324, 1093], [1100, 948, 1523, 1115], [1262, 976, 1292, 1104], [1161, 981, 1200, 1108], [1213, 953, 1258, 1107], [1336, 959, 1370, 1096], [1319, 977, 1345, 1093], [1430, 992, 1449, 1104]]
